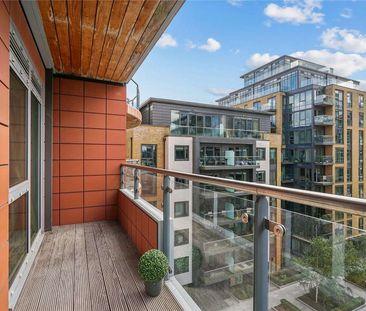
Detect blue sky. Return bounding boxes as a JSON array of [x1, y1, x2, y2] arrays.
[[130, 0, 366, 104]]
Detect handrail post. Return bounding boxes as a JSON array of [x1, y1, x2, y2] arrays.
[[120, 165, 124, 189], [134, 168, 140, 200], [253, 195, 269, 311], [163, 175, 172, 279]]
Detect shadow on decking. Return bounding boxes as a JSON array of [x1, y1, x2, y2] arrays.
[[14, 221, 182, 311]]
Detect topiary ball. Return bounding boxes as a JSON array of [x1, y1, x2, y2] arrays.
[[138, 249, 169, 282]]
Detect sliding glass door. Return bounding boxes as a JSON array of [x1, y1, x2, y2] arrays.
[[9, 69, 42, 285], [31, 94, 41, 243], [9, 69, 28, 284]]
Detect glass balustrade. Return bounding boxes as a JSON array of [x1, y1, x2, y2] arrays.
[[121, 164, 366, 311]]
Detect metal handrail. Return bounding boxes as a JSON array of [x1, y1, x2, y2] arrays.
[[121, 163, 366, 216]]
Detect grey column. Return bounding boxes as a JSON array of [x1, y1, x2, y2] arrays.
[[253, 195, 269, 311], [44, 69, 53, 232], [134, 168, 140, 200], [163, 175, 172, 278]]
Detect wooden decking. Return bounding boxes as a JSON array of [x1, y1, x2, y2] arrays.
[[14, 221, 182, 311]]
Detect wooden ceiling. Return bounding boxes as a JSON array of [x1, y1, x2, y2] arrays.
[[37, 0, 183, 83]]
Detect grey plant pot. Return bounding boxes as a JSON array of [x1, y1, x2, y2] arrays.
[[144, 279, 163, 297]]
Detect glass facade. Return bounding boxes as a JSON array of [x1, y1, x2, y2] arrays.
[[141, 144, 157, 167], [170, 110, 262, 139]]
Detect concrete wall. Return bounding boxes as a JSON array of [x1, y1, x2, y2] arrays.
[[118, 191, 158, 254], [52, 77, 126, 225], [165, 136, 193, 285]]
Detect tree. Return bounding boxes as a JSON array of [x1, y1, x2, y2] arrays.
[[298, 237, 333, 303]]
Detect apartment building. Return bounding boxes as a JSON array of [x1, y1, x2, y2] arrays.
[[127, 98, 284, 286], [217, 55, 366, 240]]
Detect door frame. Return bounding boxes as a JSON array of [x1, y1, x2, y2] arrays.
[[8, 22, 45, 309]]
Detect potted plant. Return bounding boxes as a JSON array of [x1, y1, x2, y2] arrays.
[[138, 249, 169, 297]]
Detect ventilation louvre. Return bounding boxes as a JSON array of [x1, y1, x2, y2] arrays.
[[10, 30, 30, 78]]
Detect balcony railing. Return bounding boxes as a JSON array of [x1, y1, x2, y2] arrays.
[[170, 126, 265, 139], [120, 163, 366, 311], [314, 135, 334, 145], [200, 155, 258, 168], [314, 155, 333, 165], [314, 175, 333, 185], [314, 94, 334, 106], [314, 115, 334, 125], [261, 103, 276, 111]]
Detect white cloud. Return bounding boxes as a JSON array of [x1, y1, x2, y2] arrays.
[[187, 38, 221, 53], [246, 53, 280, 69], [157, 33, 177, 48], [247, 50, 366, 77], [227, 0, 243, 6], [321, 27, 366, 54], [199, 38, 221, 52], [207, 88, 234, 97], [340, 8, 352, 19], [264, 0, 324, 25]]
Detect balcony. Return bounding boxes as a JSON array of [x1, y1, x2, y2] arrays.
[[314, 155, 334, 165], [314, 135, 334, 145], [200, 156, 259, 170], [314, 175, 333, 185], [261, 103, 276, 112], [314, 115, 334, 126], [281, 175, 294, 183], [170, 126, 265, 140], [120, 163, 366, 311], [314, 95, 334, 106], [14, 222, 182, 311]]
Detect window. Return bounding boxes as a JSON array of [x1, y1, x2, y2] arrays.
[[335, 185, 344, 196], [256, 148, 266, 160], [256, 171, 266, 183], [359, 95, 364, 108], [253, 102, 262, 111], [174, 229, 189, 246], [346, 185, 352, 197], [360, 112, 364, 128], [174, 177, 189, 189], [175, 145, 189, 161], [174, 201, 189, 218], [335, 148, 344, 163], [335, 167, 344, 183], [347, 92, 352, 108], [141, 144, 157, 167], [270, 115, 276, 132], [347, 167, 352, 182], [267, 96, 276, 110], [174, 257, 189, 275], [359, 184, 364, 199], [270, 148, 277, 165], [347, 111, 352, 126]]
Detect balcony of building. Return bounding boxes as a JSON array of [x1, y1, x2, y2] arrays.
[[170, 126, 265, 140], [314, 94, 334, 107], [118, 163, 366, 311], [314, 135, 334, 145], [314, 155, 334, 165], [199, 155, 259, 170], [13, 222, 182, 311], [314, 115, 334, 126], [313, 175, 334, 185]]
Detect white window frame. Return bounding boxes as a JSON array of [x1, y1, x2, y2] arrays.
[[8, 22, 45, 309]]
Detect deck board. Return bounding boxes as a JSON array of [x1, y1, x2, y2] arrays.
[[14, 221, 182, 311]]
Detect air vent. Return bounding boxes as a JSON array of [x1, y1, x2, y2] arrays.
[[10, 30, 30, 78], [31, 70, 42, 97]]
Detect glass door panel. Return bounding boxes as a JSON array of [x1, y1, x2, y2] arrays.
[[31, 94, 40, 242], [8, 194, 28, 285], [9, 70, 28, 187], [9, 69, 29, 284]]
